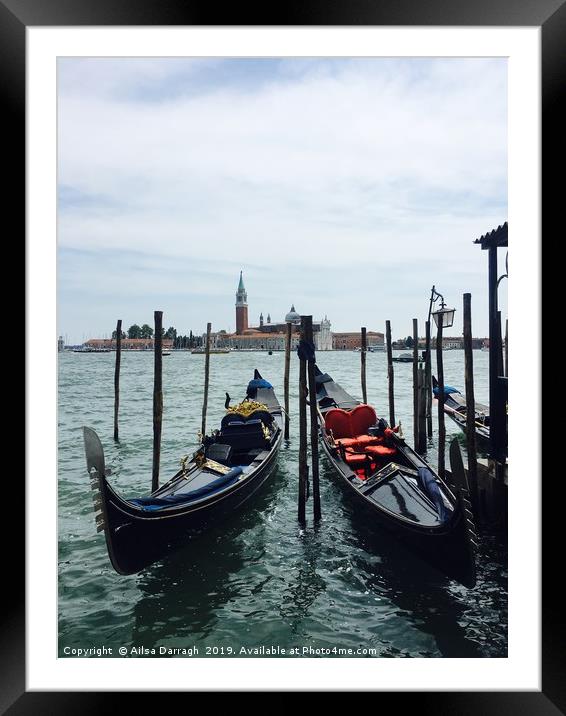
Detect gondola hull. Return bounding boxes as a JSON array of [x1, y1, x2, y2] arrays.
[[432, 375, 490, 450], [444, 408, 490, 449], [315, 367, 477, 587], [84, 371, 283, 575], [319, 437, 476, 587]]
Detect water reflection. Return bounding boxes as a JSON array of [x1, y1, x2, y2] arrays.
[[130, 468, 284, 649], [323, 465, 500, 657], [279, 527, 326, 629]]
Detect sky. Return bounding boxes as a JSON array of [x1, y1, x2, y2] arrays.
[[57, 57, 507, 343]]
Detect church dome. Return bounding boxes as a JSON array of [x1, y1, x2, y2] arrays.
[[285, 305, 301, 324]]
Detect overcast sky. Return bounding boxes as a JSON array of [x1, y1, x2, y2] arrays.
[[58, 57, 507, 343]]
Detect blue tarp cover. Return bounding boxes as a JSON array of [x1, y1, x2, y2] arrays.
[[417, 467, 449, 522], [129, 466, 244, 511], [433, 384, 460, 396], [247, 378, 273, 390]]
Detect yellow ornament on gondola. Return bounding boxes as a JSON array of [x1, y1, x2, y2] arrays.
[[226, 400, 269, 419]]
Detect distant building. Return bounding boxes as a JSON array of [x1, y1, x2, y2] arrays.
[[235, 271, 248, 335], [222, 273, 333, 350], [443, 337, 463, 350], [85, 338, 174, 350], [332, 331, 384, 350]]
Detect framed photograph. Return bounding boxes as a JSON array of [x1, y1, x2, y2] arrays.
[[7, 0, 558, 708]]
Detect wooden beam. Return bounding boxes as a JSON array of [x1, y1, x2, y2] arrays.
[[361, 326, 367, 404], [386, 320, 395, 426], [463, 293, 479, 512], [113, 319, 122, 442], [284, 321, 292, 440], [201, 322, 212, 436], [152, 311, 163, 492]]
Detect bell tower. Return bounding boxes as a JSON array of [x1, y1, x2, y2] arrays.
[[235, 271, 248, 335]]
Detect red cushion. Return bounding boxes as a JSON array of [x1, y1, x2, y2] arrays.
[[337, 435, 383, 449], [324, 408, 352, 439], [325, 404, 378, 439], [365, 445, 397, 457], [344, 453, 369, 465], [350, 404, 378, 436]]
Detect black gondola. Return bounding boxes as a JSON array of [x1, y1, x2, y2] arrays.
[[83, 370, 283, 575], [314, 365, 478, 587], [432, 375, 490, 449], [391, 352, 414, 363]]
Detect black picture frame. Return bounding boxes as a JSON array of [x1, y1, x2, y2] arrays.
[[7, 0, 559, 709]]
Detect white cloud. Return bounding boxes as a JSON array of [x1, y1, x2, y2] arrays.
[[58, 58, 507, 341]]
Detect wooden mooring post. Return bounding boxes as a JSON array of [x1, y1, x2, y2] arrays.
[[360, 326, 367, 404], [152, 311, 163, 492], [412, 319, 419, 451], [201, 322, 212, 437], [298, 316, 308, 525], [284, 320, 292, 440], [113, 319, 122, 442], [504, 318, 508, 378], [497, 310, 505, 378], [417, 363, 427, 454], [425, 320, 433, 437], [436, 320, 446, 480], [463, 293, 479, 511], [305, 316, 321, 521], [385, 320, 395, 426]]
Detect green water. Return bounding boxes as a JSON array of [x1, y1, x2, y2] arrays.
[[58, 349, 506, 658]]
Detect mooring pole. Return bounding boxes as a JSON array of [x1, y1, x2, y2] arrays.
[[298, 316, 308, 525], [463, 293, 479, 511], [425, 320, 433, 437], [361, 326, 367, 404], [497, 310, 505, 379], [113, 319, 122, 442], [412, 319, 419, 451], [417, 363, 427, 454], [201, 322, 212, 437], [304, 316, 321, 521], [436, 319, 446, 480], [284, 320, 292, 440], [152, 311, 163, 492], [505, 317, 508, 378], [386, 320, 395, 426]]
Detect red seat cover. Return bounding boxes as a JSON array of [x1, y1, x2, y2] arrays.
[[365, 445, 397, 457], [344, 453, 368, 465], [337, 435, 383, 449], [325, 404, 378, 439]]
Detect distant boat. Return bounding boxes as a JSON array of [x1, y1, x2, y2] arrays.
[[391, 352, 413, 363], [268, 350, 273, 355], [162, 351, 171, 356], [191, 347, 230, 354], [72, 346, 111, 353]]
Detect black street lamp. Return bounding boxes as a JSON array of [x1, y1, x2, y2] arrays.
[[428, 286, 456, 329]]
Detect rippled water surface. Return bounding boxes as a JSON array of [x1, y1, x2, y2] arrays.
[[58, 349, 507, 658]]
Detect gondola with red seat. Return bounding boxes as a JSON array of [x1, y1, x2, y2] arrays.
[[314, 364, 478, 588]]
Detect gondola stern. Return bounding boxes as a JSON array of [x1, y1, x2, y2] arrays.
[[83, 426, 134, 576]]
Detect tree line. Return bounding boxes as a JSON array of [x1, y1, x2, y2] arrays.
[[111, 325, 203, 349]]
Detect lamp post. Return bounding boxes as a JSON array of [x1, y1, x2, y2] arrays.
[[424, 287, 455, 439], [429, 286, 456, 330], [428, 287, 455, 480]]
